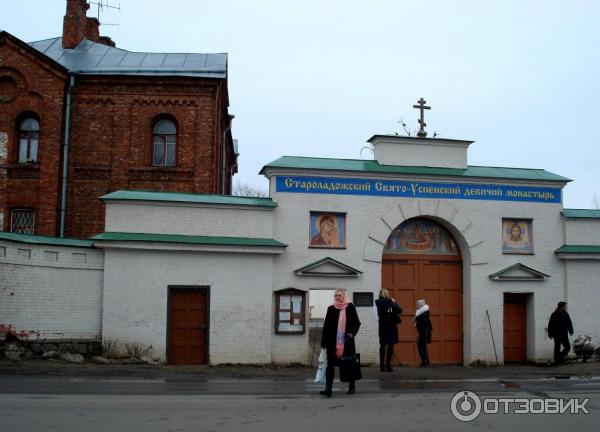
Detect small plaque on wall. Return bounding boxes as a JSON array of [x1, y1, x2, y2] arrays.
[[353, 292, 374, 307]]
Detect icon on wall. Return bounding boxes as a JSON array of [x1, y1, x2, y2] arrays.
[[502, 219, 533, 254], [384, 219, 458, 255], [309, 212, 346, 248]]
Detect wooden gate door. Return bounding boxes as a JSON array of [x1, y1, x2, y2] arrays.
[[168, 287, 208, 365], [503, 293, 527, 362], [382, 257, 463, 365]]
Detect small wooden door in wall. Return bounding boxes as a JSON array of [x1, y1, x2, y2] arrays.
[[168, 287, 208, 365]]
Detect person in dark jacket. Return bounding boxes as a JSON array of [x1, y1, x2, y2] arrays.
[[320, 288, 361, 397], [547, 301, 574, 364], [414, 299, 432, 367], [375, 289, 402, 372]]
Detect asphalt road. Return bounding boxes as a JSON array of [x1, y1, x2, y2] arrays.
[[1, 376, 599, 432]]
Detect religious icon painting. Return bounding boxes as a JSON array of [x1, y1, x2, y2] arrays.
[[502, 219, 533, 254], [309, 212, 346, 248], [384, 218, 459, 255]]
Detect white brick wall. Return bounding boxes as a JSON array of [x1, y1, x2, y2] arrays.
[[565, 261, 600, 345], [0, 240, 103, 340], [105, 202, 274, 238], [373, 136, 470, 169], [101, 248, 275, 363], [565, 219, 600, 245]]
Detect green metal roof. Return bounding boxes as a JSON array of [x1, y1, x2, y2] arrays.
[[260, 156, 571, 182], [0, 232, 94, 248], [555, 245, 600, 254], [562, 209, 600, 219], [91, 232, 287, 247], [100, 190, 277, 207]]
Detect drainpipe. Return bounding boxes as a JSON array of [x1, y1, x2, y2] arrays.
[[221, 114, 234, 194], [59, 74, 75, 238]]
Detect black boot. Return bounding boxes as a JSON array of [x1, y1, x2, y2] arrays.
[[347, 381, 355, 394], [320, 363, 334, 397], [320, 388, 332, 397], [379, 346, 385, 372], [385, 345, 393, 372]]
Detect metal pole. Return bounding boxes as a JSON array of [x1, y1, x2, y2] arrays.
[[486, 309, 499, 365], [59, 74, 75, 237]]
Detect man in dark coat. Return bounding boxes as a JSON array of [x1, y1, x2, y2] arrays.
[[320, 289, 361, 397], [547, 301, 574, 364], [375, 289, 402, 372]]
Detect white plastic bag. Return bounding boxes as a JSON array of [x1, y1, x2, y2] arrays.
[[314, 348, 328, 383]]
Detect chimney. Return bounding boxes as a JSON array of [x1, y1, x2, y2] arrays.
[[85, 17, 100, 42], [62, 0, 89, 48], [62, 0, 116, 48]]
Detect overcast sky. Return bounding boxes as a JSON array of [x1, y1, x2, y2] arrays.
[[3, 0, 599, 208]]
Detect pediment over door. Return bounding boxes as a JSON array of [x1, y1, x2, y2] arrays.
[[489, 263, 550, 281], [294, 257, 362, 277]]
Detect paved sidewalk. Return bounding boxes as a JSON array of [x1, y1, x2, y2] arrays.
[[1, 359, 598, 381]]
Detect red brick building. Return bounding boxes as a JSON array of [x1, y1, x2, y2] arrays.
[[0, 0, 237, 238]]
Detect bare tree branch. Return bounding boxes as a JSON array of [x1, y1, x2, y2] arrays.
[[233, 181, 268, 198]]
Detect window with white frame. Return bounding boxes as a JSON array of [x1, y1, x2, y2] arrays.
[[10, 209, 35, 234], [152, 119, 176, 166], [19, 117, 40, 164]]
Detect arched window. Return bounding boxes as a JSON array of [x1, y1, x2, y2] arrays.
[[153, 119, 176, 166], [19, 117, 39, 164]]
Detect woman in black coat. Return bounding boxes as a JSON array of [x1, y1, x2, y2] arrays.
[[375, 289, 402, 372], [320, 288, 361, 397], [414, 299, 432, 367]]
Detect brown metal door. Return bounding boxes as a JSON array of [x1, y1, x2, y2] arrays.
[[503, 293, 527, 362], [168, 287, 208, 365], [382, 257, 463, 365]]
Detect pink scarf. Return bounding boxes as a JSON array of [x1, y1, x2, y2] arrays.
[[333, 298, 351, 358]]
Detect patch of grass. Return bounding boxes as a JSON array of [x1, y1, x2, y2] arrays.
[[125, 342, 152, 360]]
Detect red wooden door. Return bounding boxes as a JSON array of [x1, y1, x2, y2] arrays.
[[382, 257, 463, 366], [168, 287, 208, 365], [503, 293, 527, 362]]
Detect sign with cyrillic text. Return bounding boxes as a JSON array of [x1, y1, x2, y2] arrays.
[[276, 176, 562, 203]]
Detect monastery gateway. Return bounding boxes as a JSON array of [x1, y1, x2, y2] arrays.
[[2, 134, 600, 365]]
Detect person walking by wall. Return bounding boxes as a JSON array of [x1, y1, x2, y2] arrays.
[[320, 288, 361, 397], [375, 289, 402, 372], [547, 301, 574, 364], [414, 299, 432, 367]]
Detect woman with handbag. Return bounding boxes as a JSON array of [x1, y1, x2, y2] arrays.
[[375, 289, 402, 372], [414, 299, 432, 367], [320, 288, 361, 397]]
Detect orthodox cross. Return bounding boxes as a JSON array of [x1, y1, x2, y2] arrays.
[[412, 98, 431, 138]]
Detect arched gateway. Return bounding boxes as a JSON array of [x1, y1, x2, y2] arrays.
[[382, 218, 463, 365]]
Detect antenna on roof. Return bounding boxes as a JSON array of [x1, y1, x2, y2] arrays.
[[88, 0, 121, 26]]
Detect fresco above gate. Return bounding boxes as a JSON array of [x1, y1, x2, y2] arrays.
[[384, 219, 458, 255]]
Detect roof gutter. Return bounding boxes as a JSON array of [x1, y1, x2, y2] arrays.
[[59, 74, 75, 237], [221, 114, 234, 194]]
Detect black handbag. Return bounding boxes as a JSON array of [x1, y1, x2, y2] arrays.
[[339, 353, 362, 382]]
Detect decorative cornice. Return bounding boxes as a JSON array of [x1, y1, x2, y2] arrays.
[[132, 98, 198, 107]]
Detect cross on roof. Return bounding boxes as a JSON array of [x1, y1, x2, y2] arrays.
[[412, 98, 431, 138]]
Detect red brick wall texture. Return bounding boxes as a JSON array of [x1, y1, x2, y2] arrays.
[[0, 14, 234, 239]]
